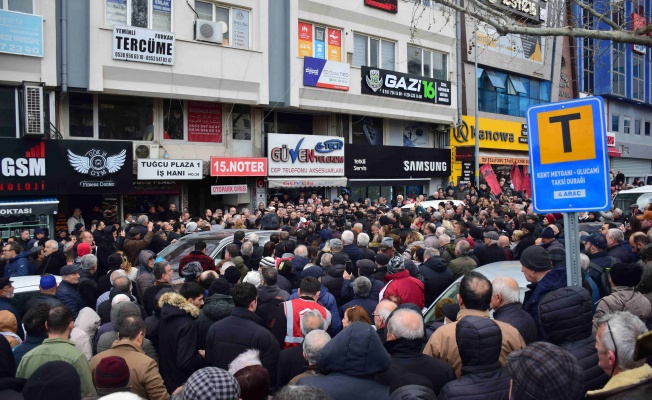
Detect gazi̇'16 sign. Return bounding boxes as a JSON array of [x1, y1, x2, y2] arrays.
[[527, 97, 610, 213]]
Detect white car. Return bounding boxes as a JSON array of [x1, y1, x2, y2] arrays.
[[401, 200, 466, 212], [10, 274, 62, 314], [422, 260, 528, 324]]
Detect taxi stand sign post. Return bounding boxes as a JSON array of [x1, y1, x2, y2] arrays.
[[527, 96, 611, 288]]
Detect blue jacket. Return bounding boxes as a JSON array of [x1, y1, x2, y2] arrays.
[[522, 264, 567, 340], [4, 253, 30, 277], [290, 285, 342, 334], [55, 281, 86, 319]]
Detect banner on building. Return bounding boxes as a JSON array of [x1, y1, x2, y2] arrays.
[[112, 25, 175, 65], [187, 101, 222, 143], [303, 57, 350, 91], [0, 10, 43, 57], [361, 66, 451, 105], [267, 134, 345, 177], [137, 159, 203, 180]]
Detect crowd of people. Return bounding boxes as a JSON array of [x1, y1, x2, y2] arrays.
[[1, 178, 652, 400]]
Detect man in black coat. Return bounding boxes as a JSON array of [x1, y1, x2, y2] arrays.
[[419, 248, 454, 306], [375, 308, 455, 396], [490, 276, 538, 345], [39, 240, 67, 276], [513, 223, 537, 260], [205, 282, 280, 386], [277, 309, 326, 387], [477, 231, 507, 266]]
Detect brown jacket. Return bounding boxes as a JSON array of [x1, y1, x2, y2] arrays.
[[593, 286, 652, 331], [586, 364, 652, 399], [123, 231, 155, 267], [90, 340, 169, 400], [423, 308, 526, 377]]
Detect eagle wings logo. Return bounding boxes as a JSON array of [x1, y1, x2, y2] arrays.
[[67, 149, 127, 177]]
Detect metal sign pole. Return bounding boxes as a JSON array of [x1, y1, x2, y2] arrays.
[[564, 212, 582, 286]]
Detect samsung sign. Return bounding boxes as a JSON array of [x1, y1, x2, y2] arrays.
[[345, 144, 451, 179], [112, 25, 175, 65], [361, 66, 452, 105]]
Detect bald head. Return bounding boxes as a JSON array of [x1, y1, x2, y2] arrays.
[[497, 236, 510, 248], [491, 276, 521, 310], [374, 299, 397, 330]]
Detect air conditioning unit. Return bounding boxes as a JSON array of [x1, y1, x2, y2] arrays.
[[194, 20, 223, 44], [133, 143, 160, 159], [22, 82, 44, 137]]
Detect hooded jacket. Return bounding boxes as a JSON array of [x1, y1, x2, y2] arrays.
[[419, 256, 453, 306], [298, 322, 392, 400], [389, 385, 437, 400], [70, 307, 101, 361], [157, 292, 205, 393], [539, 286, 609, 392], [39, 250, 67, 276], [439, 316, 511, 400], [135, 250, 156, 299], [522, 263, 567, 340], [322, 264, 346, 307], [196, 293, 234, 347], [592, 286, 652, 331], [382, 270, 425, 309], [291, 255, 311, 276]]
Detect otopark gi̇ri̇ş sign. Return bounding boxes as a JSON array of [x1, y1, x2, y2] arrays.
[[267, 134, 345, 177], [361, 66, 451, 105], [527, 97, 611, 213]]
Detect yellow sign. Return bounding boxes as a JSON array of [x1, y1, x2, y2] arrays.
[[536, 105, 596, 164], [450, 116, 529, 151]]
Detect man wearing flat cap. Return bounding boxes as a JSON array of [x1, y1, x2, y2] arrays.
[[55, 264, 86, 319], [479, 230, 507, 266], [513, 222, 537, 259], [520, 245, 567, 341]]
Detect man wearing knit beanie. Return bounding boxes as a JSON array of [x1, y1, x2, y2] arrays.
[[520, 245, 567, 341], [93, 356, 131, 396], [507, 341, 584, 400], [380, 255, 424, 308]]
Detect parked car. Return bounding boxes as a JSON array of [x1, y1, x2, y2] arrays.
[[401, 200, 466, 212], [422, 260, 528, 324], [10, 274, 62, 315], [613, 185, 652, 212], [157, 229, 276, 278]]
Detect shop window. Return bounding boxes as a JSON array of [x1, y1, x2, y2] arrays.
[[352, 115, 383, 145], [163, 99, 184, 140], [623, 117, 630, 134], [611, 114, 619, 132], [275, 112, 313, 135], [297, 21, 342, 61], [0, 86, 17, 138], [106, 0, 173, 31], [231, 104, 251, 140], [407, 45, 447, 80], [196, 1, 250, 49], [353, 33, 395, 70], [634, 119, 641, 135], [99, 95, 154, 140], [69, 93, 94, 138], [0, 0, 33, 13]]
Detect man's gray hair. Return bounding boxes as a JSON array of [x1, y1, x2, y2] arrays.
[[295, 245, 308, 258], [63, 241, 74, 252], [320, 253, 333, 268], [261, 267, 278, 286], [598, 311, 648, 370], [110, 269, 127, 286], [273, 384, 331, 400], [438, 234, 451, 246], [302, 330, 331, 365], [424, 247, 440, 259], [300, 309, 327, 336], [607, 228, 624, 244], [455, 240, 471, 256], [137, 215, 148, 225], [341, 230, 354, 245], [330, 239, 343, 251], [241, 242, 253, 256], [113, 276, 131, 293], [580, 253, 590, 272], [353, 223, 363, 231], [491, 276, 520, 304], [352, 276, 372, 298], [357, 233, 370, 247], [241, 208, 250, 214], [45, 240, 59, 251], [80, 254, 98, 270], [248, 233, 259, 245], [386, 308, 424, 340], [433, 212, 442, 222]]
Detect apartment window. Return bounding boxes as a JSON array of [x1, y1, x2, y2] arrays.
[[353, 33, 395, 70], [0, 0, 33, 13], [407, 45, 447, 80], [0, 86, 18, 137], [633, 52, 644, 101], [231, 104, 251, 140], [645, 121, 650, 136], [106, 0, 172, 31], [634, 119, 641, 135], [623, 117, 631, 134], [611, 114, 619, 132], [612, 42, 626, 96], [196, 1, 250, 49], [163, 99, 184, 140], [297, 22, 342, 61], [69, 93, 94, 138], [99, 95, 154, 140]]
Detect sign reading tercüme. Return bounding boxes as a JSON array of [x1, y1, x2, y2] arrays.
[[361, 66, 451, 105], [112, 25, 175, 65]]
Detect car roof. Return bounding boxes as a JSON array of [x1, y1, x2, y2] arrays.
[[401, 200, 466, 210], [178, 229, 278, 241], [11, 275, 62, 294], [615, 185, 652, 194]]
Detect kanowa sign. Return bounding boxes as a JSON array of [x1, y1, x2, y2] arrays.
[[0, 139, 132, 195]]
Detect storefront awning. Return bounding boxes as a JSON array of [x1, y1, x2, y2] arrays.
[[348, 178, 431, 187], [608, 147, 622, 158], [479, 149, 529, 165], [0, 198, 59, 215], [267, 178, 347, 188]]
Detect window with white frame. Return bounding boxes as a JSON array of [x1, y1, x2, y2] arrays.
[[634, 119, 641, 135], [632, 52, 644, 101], [196, 1, 250, 49], [0, 0, 33, 13], [353, 33, 395, 70], [623, 117, 631, 134], [612, 42, 626, 96], [407, 45, 447, 80], [106, 0, 173, 32]]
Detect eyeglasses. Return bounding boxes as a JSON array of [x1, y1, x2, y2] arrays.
[[606, 321, 619, 377]]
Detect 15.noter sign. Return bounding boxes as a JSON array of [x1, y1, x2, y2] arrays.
[[527, 96, 610, 213]]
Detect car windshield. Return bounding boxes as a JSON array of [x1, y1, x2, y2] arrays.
[[159, 239, 222, 270], [423, 281, 461, 324]]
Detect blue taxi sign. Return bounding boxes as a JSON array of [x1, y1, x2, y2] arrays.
[[527, 97, 611, 213]]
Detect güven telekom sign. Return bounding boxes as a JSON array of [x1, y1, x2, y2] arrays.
[[210, 157, 268, 176], [450, 116, 529, 151]]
